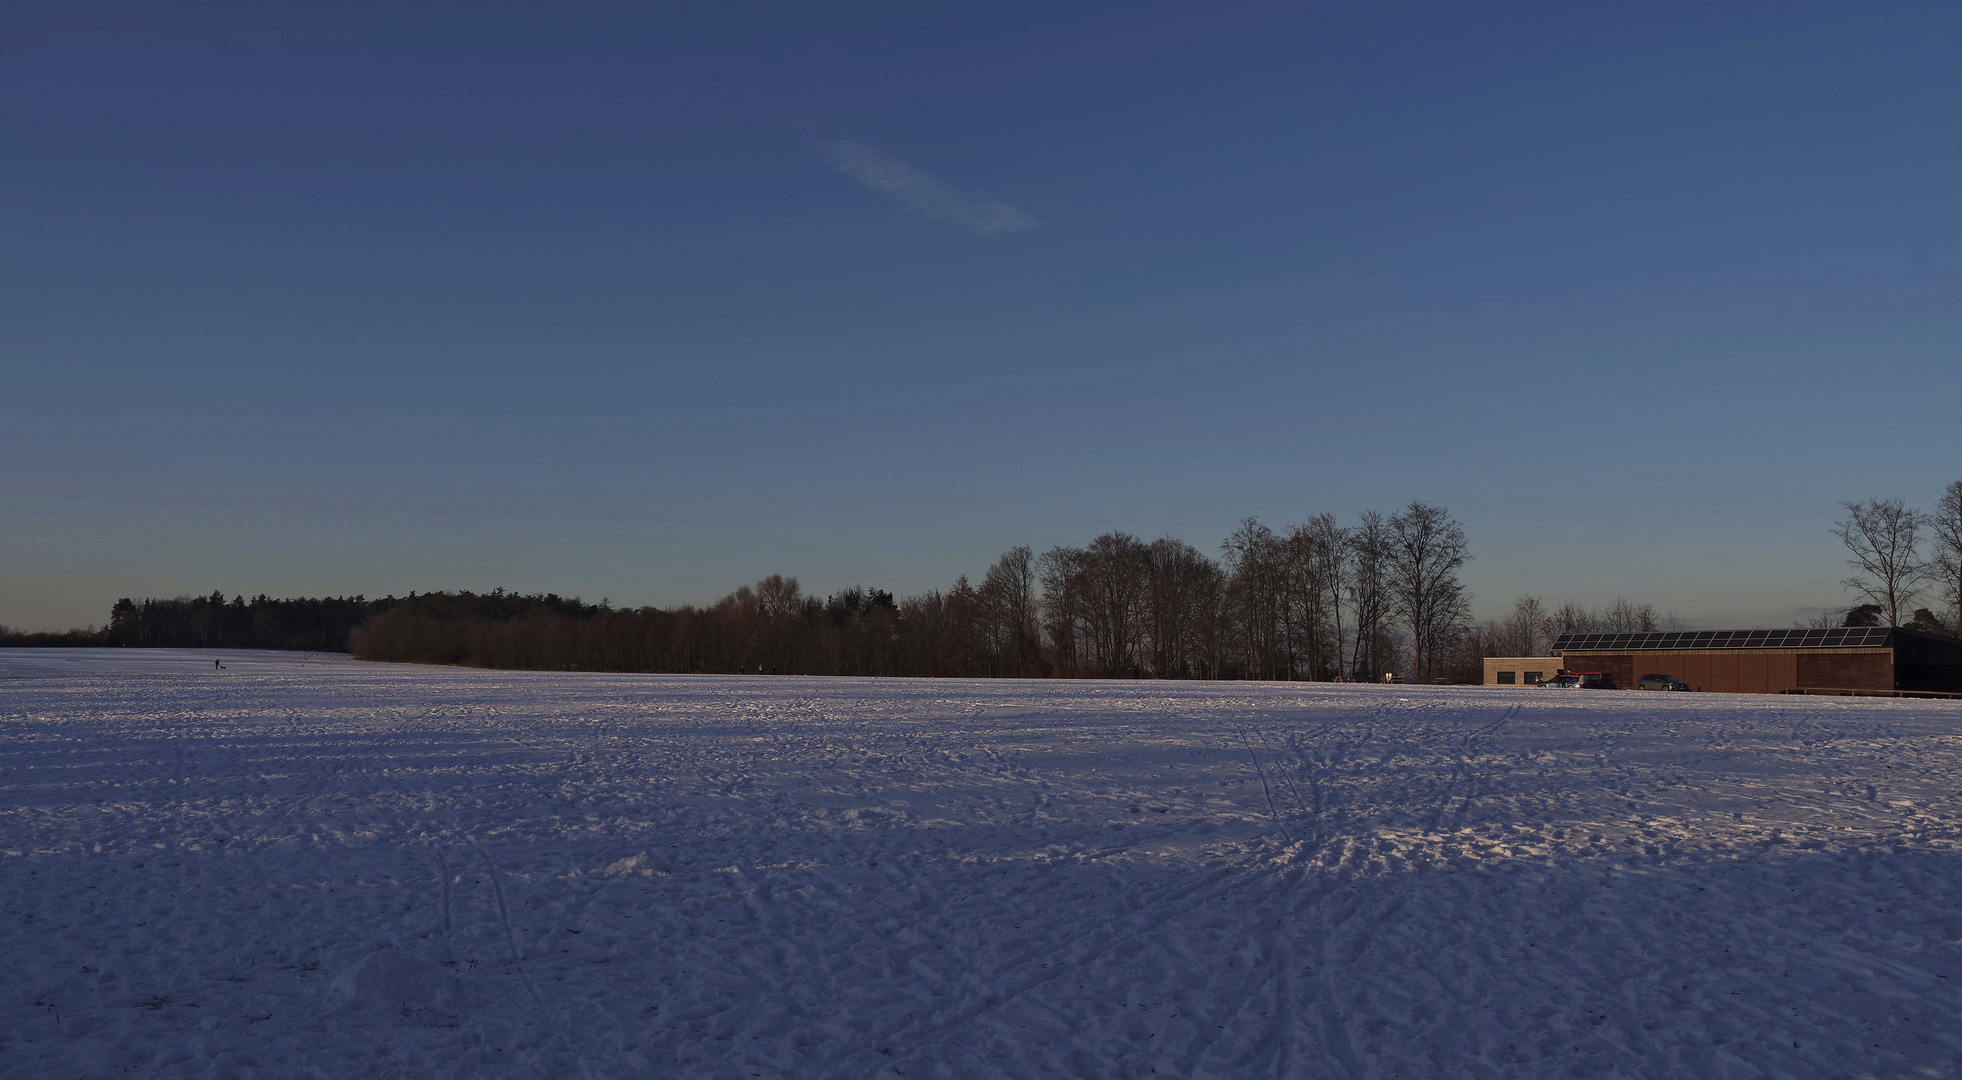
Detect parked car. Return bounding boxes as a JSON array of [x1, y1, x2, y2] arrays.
[[1540, 672, 1615, 689], [1637, 673, 1690, 691]]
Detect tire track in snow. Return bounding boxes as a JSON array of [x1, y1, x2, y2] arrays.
[[431, 842, 454, 935], [466, 839, 545, 1010]]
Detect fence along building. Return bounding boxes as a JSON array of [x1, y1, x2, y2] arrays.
[[1550, 626, 1962, 695]]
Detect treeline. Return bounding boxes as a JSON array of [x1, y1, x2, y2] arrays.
[[23, 489, 1958, 675], [8, 502, 1490, 682], [349, 502, 1479, 682], [6, 592, 404, 651], [0, 625, 110, 647], [1464, 595, 1678, 659]]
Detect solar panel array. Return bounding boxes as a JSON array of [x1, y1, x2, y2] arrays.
[[1552, 627, 1895, 653]]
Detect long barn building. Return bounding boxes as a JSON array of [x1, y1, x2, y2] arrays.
[[1550, 626, 1962, 695]]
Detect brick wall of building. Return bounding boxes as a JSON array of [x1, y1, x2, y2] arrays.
[[1554, 648, 1891, 695], [1796, 651, 1894, 692]]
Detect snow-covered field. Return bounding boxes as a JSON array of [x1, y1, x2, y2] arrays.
[[3, 650, 1961, 1079]]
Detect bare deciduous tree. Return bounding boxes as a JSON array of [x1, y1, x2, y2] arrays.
[[1078, 532, 1153, 677], [1833, 498, 1930, 627], [1601, 597, 1659, 633], [1931, 481, 1962, 630], [1386, 502, 1470, 682], [944, 575, 983, 676], [1347, 511, 1393, 680], [980, 545, 1040, 675], [1499, 596, 1554, 656], [1300, 513, 1352, 678], [1552, 602, 1595, 639], [754, 574, 806, 674], [1146, 537, 1222, 678], [1038, 546, 1086, 677], [1222, 518, 1286, 679]]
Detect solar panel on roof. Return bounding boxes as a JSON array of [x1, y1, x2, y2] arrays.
[[1547, 626, 1908, 651]]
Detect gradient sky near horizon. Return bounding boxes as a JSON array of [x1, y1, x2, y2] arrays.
[[5, 1, 1960, 632]]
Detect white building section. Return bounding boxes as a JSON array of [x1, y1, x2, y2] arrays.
[[1482, 656, 1563, 686]]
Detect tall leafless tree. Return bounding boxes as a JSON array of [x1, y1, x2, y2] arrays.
[[1294, 513, 1350, 679], [1833, 498, 1930, 627], [1222, 518, 1286, 679], [753, 574, 805, 674], [1930, 481, 1962, 630], [980, 545, 1040, 675], [1077, 532, 1153, 677], [1347, 510, 1393, 680], [1279, 525, 1317, 678], [1386, 502, 1470, 682], [1144, 537, 1221, 678], [1038, 545, 1086, 677], [944, 574, 984, 676]]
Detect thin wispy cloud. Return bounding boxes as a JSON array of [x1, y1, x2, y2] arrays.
[[821, 138, 1040, 237]]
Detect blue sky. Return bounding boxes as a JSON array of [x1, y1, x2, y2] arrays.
[[4, 1, 1959, 630]]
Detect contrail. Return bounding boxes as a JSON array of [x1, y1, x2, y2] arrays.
[[821, 137, 1040, 236]]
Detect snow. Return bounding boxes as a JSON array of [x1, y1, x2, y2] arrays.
[[325, 949, 461, 1018], [4, 648, 1961, 1079]]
